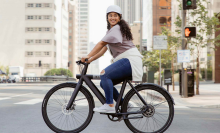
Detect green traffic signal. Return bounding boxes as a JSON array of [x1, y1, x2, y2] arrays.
[[187, 0, 192, 6]]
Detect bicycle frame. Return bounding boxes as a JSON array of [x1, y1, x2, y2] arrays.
[[66, 62, 148, 115]]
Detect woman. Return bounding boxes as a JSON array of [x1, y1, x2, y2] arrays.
[[81, 5, 143, 113]]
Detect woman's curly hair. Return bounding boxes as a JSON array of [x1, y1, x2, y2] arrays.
[[106, 13, 133, 40]]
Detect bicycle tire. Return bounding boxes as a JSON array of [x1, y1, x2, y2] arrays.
[[42, 83, 94, 133], [122, 85, 174, 133]]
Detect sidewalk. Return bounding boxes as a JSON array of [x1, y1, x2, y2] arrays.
[[163, 84, 220, 108]]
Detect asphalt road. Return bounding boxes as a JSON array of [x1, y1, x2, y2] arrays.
[[0, 83, 219, 133]]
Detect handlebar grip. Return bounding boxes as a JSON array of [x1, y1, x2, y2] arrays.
[[85, 58, 88, 61]]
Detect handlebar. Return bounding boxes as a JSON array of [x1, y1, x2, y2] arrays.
[[76, 58, 89, 65]]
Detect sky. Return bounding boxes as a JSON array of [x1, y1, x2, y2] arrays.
[[89, 0, 114, 72]]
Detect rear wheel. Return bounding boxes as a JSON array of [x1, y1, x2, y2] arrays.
[[122, 85, 174, 133], [42, 83, 94, 133]]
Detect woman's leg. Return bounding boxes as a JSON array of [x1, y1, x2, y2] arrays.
[[100, 78, 123, 103], [100, 58, 132, 105]]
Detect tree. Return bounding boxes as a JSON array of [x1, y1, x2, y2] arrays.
[[175, 0, 220, 94], [44, 68, 73, 77], [160, 27, 181, 91], [137, 44, 173, 85]]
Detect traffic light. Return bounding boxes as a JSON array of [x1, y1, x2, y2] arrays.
[[185, 27, 196, 38], [39, 60, 41, 67], [183, 0, 197, 10]]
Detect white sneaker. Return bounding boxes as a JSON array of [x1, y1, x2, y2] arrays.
[[93, 104, 115, 113]]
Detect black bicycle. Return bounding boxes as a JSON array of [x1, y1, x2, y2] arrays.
[[42, 59, 175, 133]]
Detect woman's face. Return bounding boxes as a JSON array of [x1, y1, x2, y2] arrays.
[[107, 12, 121, 28]]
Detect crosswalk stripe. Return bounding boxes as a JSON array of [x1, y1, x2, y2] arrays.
[[14, 99, 42, 105], [174, 106, 190, 109], [0, 93, 33, 101]]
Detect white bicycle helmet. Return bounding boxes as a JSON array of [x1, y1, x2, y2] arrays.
[[106, 5, 122, 15]]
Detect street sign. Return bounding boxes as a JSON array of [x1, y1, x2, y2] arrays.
[[164, 69, 172, 85], [177, 50, 190, 63], [142, 39, 147, 46], [153, 36, 167, 50]]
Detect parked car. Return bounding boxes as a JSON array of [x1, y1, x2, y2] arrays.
[[7, 77, 16, 83]]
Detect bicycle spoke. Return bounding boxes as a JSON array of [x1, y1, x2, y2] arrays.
[[125, 87, 173, 133]]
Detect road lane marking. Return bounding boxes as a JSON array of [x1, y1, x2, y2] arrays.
[[0, 93, 33, 101], [14, 99, 42, 105]]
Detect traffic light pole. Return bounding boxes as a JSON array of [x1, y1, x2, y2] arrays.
[[181, 9, 188, 98]]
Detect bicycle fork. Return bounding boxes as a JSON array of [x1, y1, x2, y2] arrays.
[[66, 78, 83, 110]]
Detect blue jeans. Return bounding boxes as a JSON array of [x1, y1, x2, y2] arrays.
[[100, 58, 132, 104]]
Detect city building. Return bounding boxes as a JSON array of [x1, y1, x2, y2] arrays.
[[78, 0, 89, 57], [0, 0, 69, 77], [78, 0, 90, 73], [130, 21, 141, 46], [68, 0, 80, 78], [143, 0, 171, 50], [114, 0, 142, 25], [89, 42, 99, 75]]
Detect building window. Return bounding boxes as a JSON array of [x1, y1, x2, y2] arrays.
[[54, 28, 56, 34], [26, 64, 34, 68], [36, 40, 42, 43], [54, 16, 56, 22], [69, 49, 72, 52], [36, 4, 42, 7], [44, 3, 50, 7], [27, 3, 34, 7], [80, 4, 87, 7], [45, 27, 50, 31], [69, 36, 72, 39], [69, 42, 72, 45], [80, 16, 88, 19], [69, 23, 72, 27], [44, 16, 51, 19], [69, 30, 72, 33], [45, 40, 50, 44], [27, 28, 34, 31], [54, 40, 56, 45], [27, 52, 33, 55], [69, 17, 72, 20], [80, 8, 87, 11], [159, 17, 167, 25], [80, 12, 88, 15], [44, 52, 50, 56], [69, 55, 71, 58], [69, 11, 72, 14], [43, 64, 50, 68], [27, 16, 34, 19], [35, 52, 41, 56], [27, 40, 34, 44], [80, 20, 87, 23]]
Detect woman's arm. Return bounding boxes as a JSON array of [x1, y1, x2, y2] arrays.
[[87, 41, 108, 58], [90, 46, 107, 62]]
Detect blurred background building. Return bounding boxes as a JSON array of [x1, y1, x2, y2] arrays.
[[0, 0, 69, 77], [68, 0, 80, 78]]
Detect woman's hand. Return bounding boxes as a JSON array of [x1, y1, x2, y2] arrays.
[[81, 55, 92, 63]]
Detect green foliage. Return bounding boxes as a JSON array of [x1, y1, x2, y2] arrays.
[[44, 68, 73, 77], [0, 63, 9, 76]]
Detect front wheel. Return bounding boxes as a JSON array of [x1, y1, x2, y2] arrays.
[[42, 83, 94, 133], [122, 85, 174, 133]]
